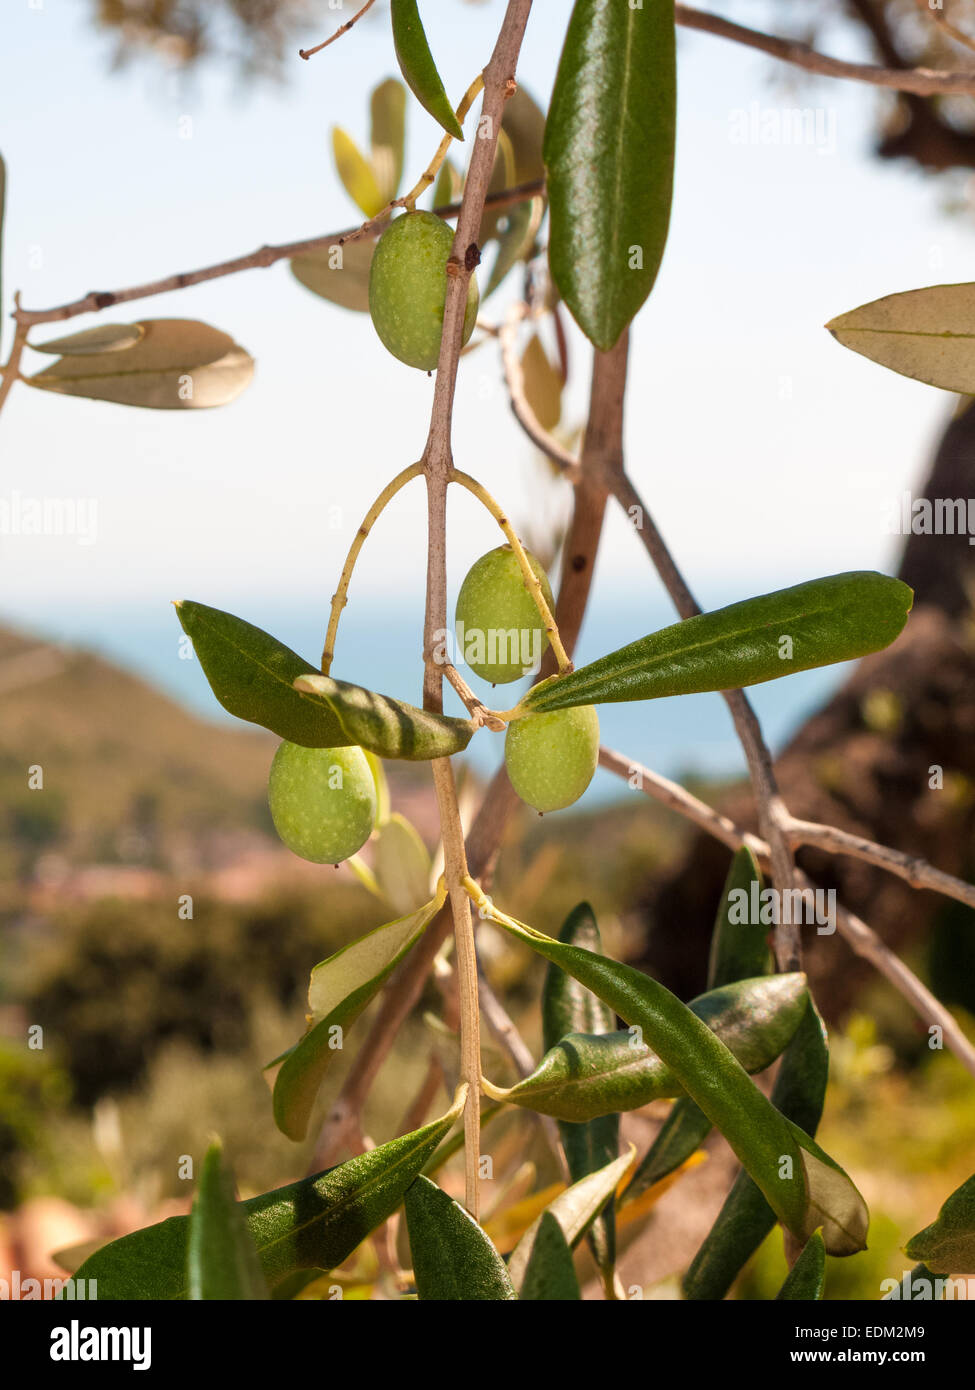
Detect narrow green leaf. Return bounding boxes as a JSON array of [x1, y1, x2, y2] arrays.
[[507, 1146, 636, 1292], [497, 973, 808, 1122], [404, 1175, 516, 1300], [542, 903, 618, 1292], [826, 282, 975, 394], [390, 0, 463, 140], [290, 237, 376, 314], [295, 671, 473, 760], [479, 85, 547, 249], [370, 78, 407, 204], [187, 1142, 269, 1300], [544, 0, 676, 350], [25, 319, 253, 410], [519, 1212, 581, 1301], [372, 812, 432, 913], [32, 323, 145, 356], [708, 847, 773, 990], [521, 573, 913, 714], [776, 1230, 826, 1301], [905, 1172, 975, 1274], [626, 848, 772, 1201], [332, 127, 385, 217], [272, 898, 441, 1141], [484, 906, 866, 1255], [174, 600, 473, 760], [683, 995, 830, 1300], [72, 1094, 465, 1299]]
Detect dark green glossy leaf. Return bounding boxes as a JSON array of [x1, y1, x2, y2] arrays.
[[626, 849, 772, 1202], [25, 319, 253, 410], [542, 903, 618, 1292], [498, 973, 808, 1122], [72, 1095, 464, 1299], [175, 600, 473, 760], [519, 1212, 581, 1301], [521, 573, 913, 714], [187, 1142, 269, 1300], [826, 283, 975, 395], [507, 1146, 636, 1292], [544, 0, 676, 350], [272, 899, 439, 1141], [776, 1230, 826, 1301], [370, 78, 407, 205], [404, 1175, 516, 1300], [391, 0, 463, 140], [905, 1171, 975, 1274], [683, 995, 830, 1299], [483, 904, 866, 1255]]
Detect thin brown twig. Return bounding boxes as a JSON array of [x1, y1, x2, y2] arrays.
[[12, 182, 545, 331], [915, 0, 975, 59], [597, 746, 975, 1080], [299, 0, 378, 59], [418, 0, 535, 1219], [675, 3, 975, 96], [0, 311, 29, 418]]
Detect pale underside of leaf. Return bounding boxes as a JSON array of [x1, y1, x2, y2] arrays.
[[308, 898, 439, 1021], [827, 282, 975, 394]]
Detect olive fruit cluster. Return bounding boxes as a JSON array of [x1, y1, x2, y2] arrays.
[[268, 741, 377, 865], [368, 211, 479, 371], [456, 545, 599, 813]]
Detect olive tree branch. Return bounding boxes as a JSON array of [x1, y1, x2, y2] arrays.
[[11, 181, 545, 331], [0, 307, 28, 419], [299, 0, 378, 59], [675, 3, 975, 96], [597, 745, 975, 1081], [417, 0, 535, 1219]]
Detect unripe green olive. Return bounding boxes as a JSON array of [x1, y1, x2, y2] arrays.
[[268, 741, 377, 864], [504, 705, 600, 813], [455, 545, 555, 685], [368, 210, 479, 370]]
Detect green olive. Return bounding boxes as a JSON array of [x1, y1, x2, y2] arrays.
[[455, 545, 555, 685], [368, 210, 479, 370], [268, 742, 377, 864], [504, 705, 600, 813]]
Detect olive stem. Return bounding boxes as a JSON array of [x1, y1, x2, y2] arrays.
[[298, 0, 378, 59], [448, 468, 573, 675], [320, 460, 425, 674], [400, 75, 485, 213], [442, 662, 506, 730], [0, 305, 28, 419]]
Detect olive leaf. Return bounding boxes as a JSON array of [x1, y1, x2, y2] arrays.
[[272, 897, 442, 1141], [521, 573, 913, 714], [495, 973, 808, 1122], [519, 1212, 581, 1301], [390, 0, 463, 140], [174, 600, 473, 760], [71, 1093, 465, 1299], [187, 1142, 269, 1301], [683, 995, 831, 1300], [827, 282, 975, 395], [483, 904, 866, 1255], [290, 237, 377, 314], [775, 1230, 826, 1301], [32, 323, 145, 355], [542, 903, 619, 1293], [544, 0, 676, 350], [372, 812, 432, 914], [626, 848, 772, 1202], [905, 1171, 975, 1274], [25, 319, 254, 410], [332, 127, 385, 218], [404, 1176, 516, 1300], [520, 331, 562, 431], [506, 1146, 636, 1292], [370, 78, 407, 205]]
